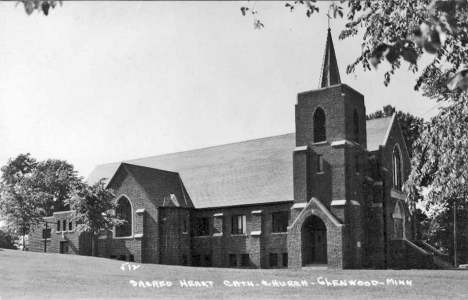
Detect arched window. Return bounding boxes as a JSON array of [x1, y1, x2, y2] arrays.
[[115, 196, 132, 237], [353, 109, 359, 143], [392, 145, 403, 190], [392, 201, 405, 239], [313, 107, 326, 143]]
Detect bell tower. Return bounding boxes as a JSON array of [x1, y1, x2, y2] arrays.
[[289, 28, 368, 269], [290, 28, 368, 269], [293, 29, 367, 207]]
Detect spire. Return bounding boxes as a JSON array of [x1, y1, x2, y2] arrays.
[[319, 28, 341, 88]]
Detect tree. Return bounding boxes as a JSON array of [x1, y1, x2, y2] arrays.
[[241, 1, 468, 93], [0, 154, 82, 249], [66, 180, 125, 257], [420, 199, 468, 264], [1, 153, 38, 186], [405, 99, 468, 207], [34, 159, 82, 214], [367, 105, 424, 157], [17, 1, 61, 16], [338, 0, 468, 94], [0, 178, 48, 250], [1, 154, 82, 216], [403, 98, 468, 263], [0, 227, 18, 249]]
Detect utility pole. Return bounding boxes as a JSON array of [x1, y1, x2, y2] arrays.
[[44, 222, 48, 253], [454, 200, 458, 268]]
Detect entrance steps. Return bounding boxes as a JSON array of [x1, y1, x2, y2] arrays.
[[302, 264, 328, 270], [413, 240, 453, 269], [389, 239, 453, 269]]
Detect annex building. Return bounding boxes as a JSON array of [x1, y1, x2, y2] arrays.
[[30, 30, 432, 269]]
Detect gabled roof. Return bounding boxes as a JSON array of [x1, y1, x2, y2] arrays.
[[88, 119, 393, 209], [366, 116, 394, 151], [319, 29, 341, 88], [108, 163, 192, 208], [88, 134, 296, 209]]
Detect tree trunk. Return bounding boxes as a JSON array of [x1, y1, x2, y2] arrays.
[[22, 230, 26, 251], [454, 201, 458, 268], [92, 233, 99, 257]]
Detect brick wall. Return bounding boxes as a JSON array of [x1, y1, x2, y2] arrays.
[[296, 84, 365, 148], [191, 202, 291, 269], [159, 207, 191, 266], [102, 164, 194, 264], [29, 211, 93, 256], [101, 169, 146, 262], [27, 83, 420, 270], [288, 198, 344, 269]]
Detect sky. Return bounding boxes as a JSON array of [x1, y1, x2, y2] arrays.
[[0, 1, 440, 180]]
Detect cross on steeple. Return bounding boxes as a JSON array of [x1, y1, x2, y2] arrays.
[[318, 28, 341, 88]]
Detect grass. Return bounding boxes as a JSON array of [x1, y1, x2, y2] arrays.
[[0, 249, 467, 299]]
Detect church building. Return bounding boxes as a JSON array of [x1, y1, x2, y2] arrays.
[[30, 30, 432, 269]]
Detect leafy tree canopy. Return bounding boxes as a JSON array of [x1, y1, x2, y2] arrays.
[[17, 1, 61, 16], [1, 154, 82, 215], [0, 154, 82, 249], [0, 175, 48, 249], [66, 179, 124, 236], [241, 1, 468, 94], [66, 179, 125, 256], [406, 98, 468, 208]]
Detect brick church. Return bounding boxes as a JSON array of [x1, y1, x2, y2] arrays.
[[30, 30, 430, 269]]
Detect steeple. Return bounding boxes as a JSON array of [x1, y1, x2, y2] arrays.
[[319, 28, 341, 88]]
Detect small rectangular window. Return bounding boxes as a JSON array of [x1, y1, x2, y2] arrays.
[[283, 253, 288, 268], [270, 253, 278, 268], [229, 254, 237, 268], [63, 220, 66, 231], [129, 255, 135, 262], [57, 221, 60, 232], [204, 254, 212, 267], [231, 215, 246, 235], [69, 221, 73, 231], [183, 220, 188, 233], [194, 218, 210, 236], [241, 254, 249, 267], [192, 255, 201, 267], [42, 228, 51, 239], [272, 211, 288, 233], [317, 155, 324, 173]]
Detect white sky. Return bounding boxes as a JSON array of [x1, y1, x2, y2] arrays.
[[0, 1, 439, 179]]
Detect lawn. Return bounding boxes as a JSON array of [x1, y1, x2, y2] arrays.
[[0, 249, 467, 299]]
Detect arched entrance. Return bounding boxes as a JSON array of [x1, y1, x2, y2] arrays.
[[301, 216, 327, 265]]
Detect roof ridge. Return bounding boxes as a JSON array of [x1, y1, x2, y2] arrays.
[[97, 132, 295, 167], [121, 162, 179, 175], [367, 116, 393, 121]]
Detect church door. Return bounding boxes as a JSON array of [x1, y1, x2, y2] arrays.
[[301, 216, 327, 265]]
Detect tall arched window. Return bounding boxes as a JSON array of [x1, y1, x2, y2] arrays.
[[392, 145, 403, 190], [313, 107, 326, 143], [353, 109, 359, 144], [115, 196, 132, 237]]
